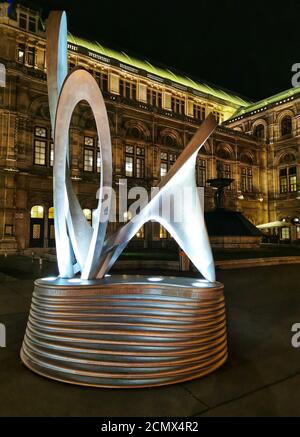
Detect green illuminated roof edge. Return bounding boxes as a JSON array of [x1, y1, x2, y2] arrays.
[[227, 86, 300, 121], [67, 33, 251, 108]]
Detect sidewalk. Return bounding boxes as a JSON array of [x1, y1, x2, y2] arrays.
[[0, 256, 300, 416]]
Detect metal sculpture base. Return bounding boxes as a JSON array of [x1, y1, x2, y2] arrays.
[[20, 276, 227, 388]]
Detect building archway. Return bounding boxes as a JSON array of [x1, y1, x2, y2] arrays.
[[30, 205, 45, 247]]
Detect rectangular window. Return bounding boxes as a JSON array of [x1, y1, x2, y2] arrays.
[[28, 16, 36, 33], [84, 136, 94, 147], [27, 47, 35, 66], [120, 78, 137, 100], [96, 150, 101, 173], [49, 143, 54, 167], [32, 224, 41, 239], [49, 224, 55, 240], [289, 167, 297, 192], [279, 168, 287, 193], [5, 224, 13, 236], [136, 146, 144, 156], [94, 71, 108, 92], [160, 162, 168, 177], [126, 145, 134, 154], [213, 111, 221, 123], [35, 126, 47, 138], [19, 13, 27, 30], [126, 156, 133, 177], [136, 157, 144, 178], [197, 159, 206, 187], [290, 175, 297, 192], [34, 140, 46, 165], [280, 177, 288, 194], [147, 88, 162, 108], [217, 161, 231, 179], [241, 167, 253, 192], [84, 148, 94, 172], [279, 167, 297, 193], [281, 227, 290, 240], [193, 104, 206, 120], [171, 96, 185, 114], [17, 43, 25, 63]]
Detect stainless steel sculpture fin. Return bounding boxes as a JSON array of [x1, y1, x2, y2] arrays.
[[47, 11, 217, 283]]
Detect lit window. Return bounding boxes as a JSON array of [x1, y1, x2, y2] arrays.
[[136, 157, 144, 178], [281, 227, 290, 240], [126, 156, 133, 177], [31, 205, 44, 219], [49, 143, 54, 167], [84, 136, 94, 147], [136, 146, 144, 156], [123, 211, 132, 222], [84, 149, 94, 172], [241, 167, 253, 193], [35, 127, 47, 138], [83, 209, 92, 224], [126, 145, 134, 154], [160, 162, 168, 177], [48, 207, 54, 219], [17, 44, 25, 63], [279, 166, 297, 193], [96, 150, 101, 173], [135, 226, 144, 239], [160, 225, 168, 239], [34, 140, 46, 165], [34, 127, 52, 166]]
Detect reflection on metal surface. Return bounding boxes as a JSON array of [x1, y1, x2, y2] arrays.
[[20, 277, 227, 388], [47, 10, 217, 282]]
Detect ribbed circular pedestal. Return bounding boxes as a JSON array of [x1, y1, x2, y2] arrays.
[[20, 276, 227, 388]]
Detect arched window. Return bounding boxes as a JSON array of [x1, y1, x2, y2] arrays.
[[30, 205, 44, 247], [129, 127, 141, 140], [135, 226, 144, 239], [48, 207, 54, 219], [254, 124, 265, 140], [31, 205, 44, 218], [281, 116, 292, 137], [163, 135, 176, 147]]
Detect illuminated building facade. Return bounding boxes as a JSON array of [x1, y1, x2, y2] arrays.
[[0, 2, 298, 252]]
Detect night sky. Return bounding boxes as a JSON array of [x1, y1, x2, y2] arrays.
[[18, 0, 300, 102]]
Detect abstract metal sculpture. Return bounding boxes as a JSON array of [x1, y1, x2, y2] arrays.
[[20, 11, 228, 388], [46, 11, 216, 283]]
